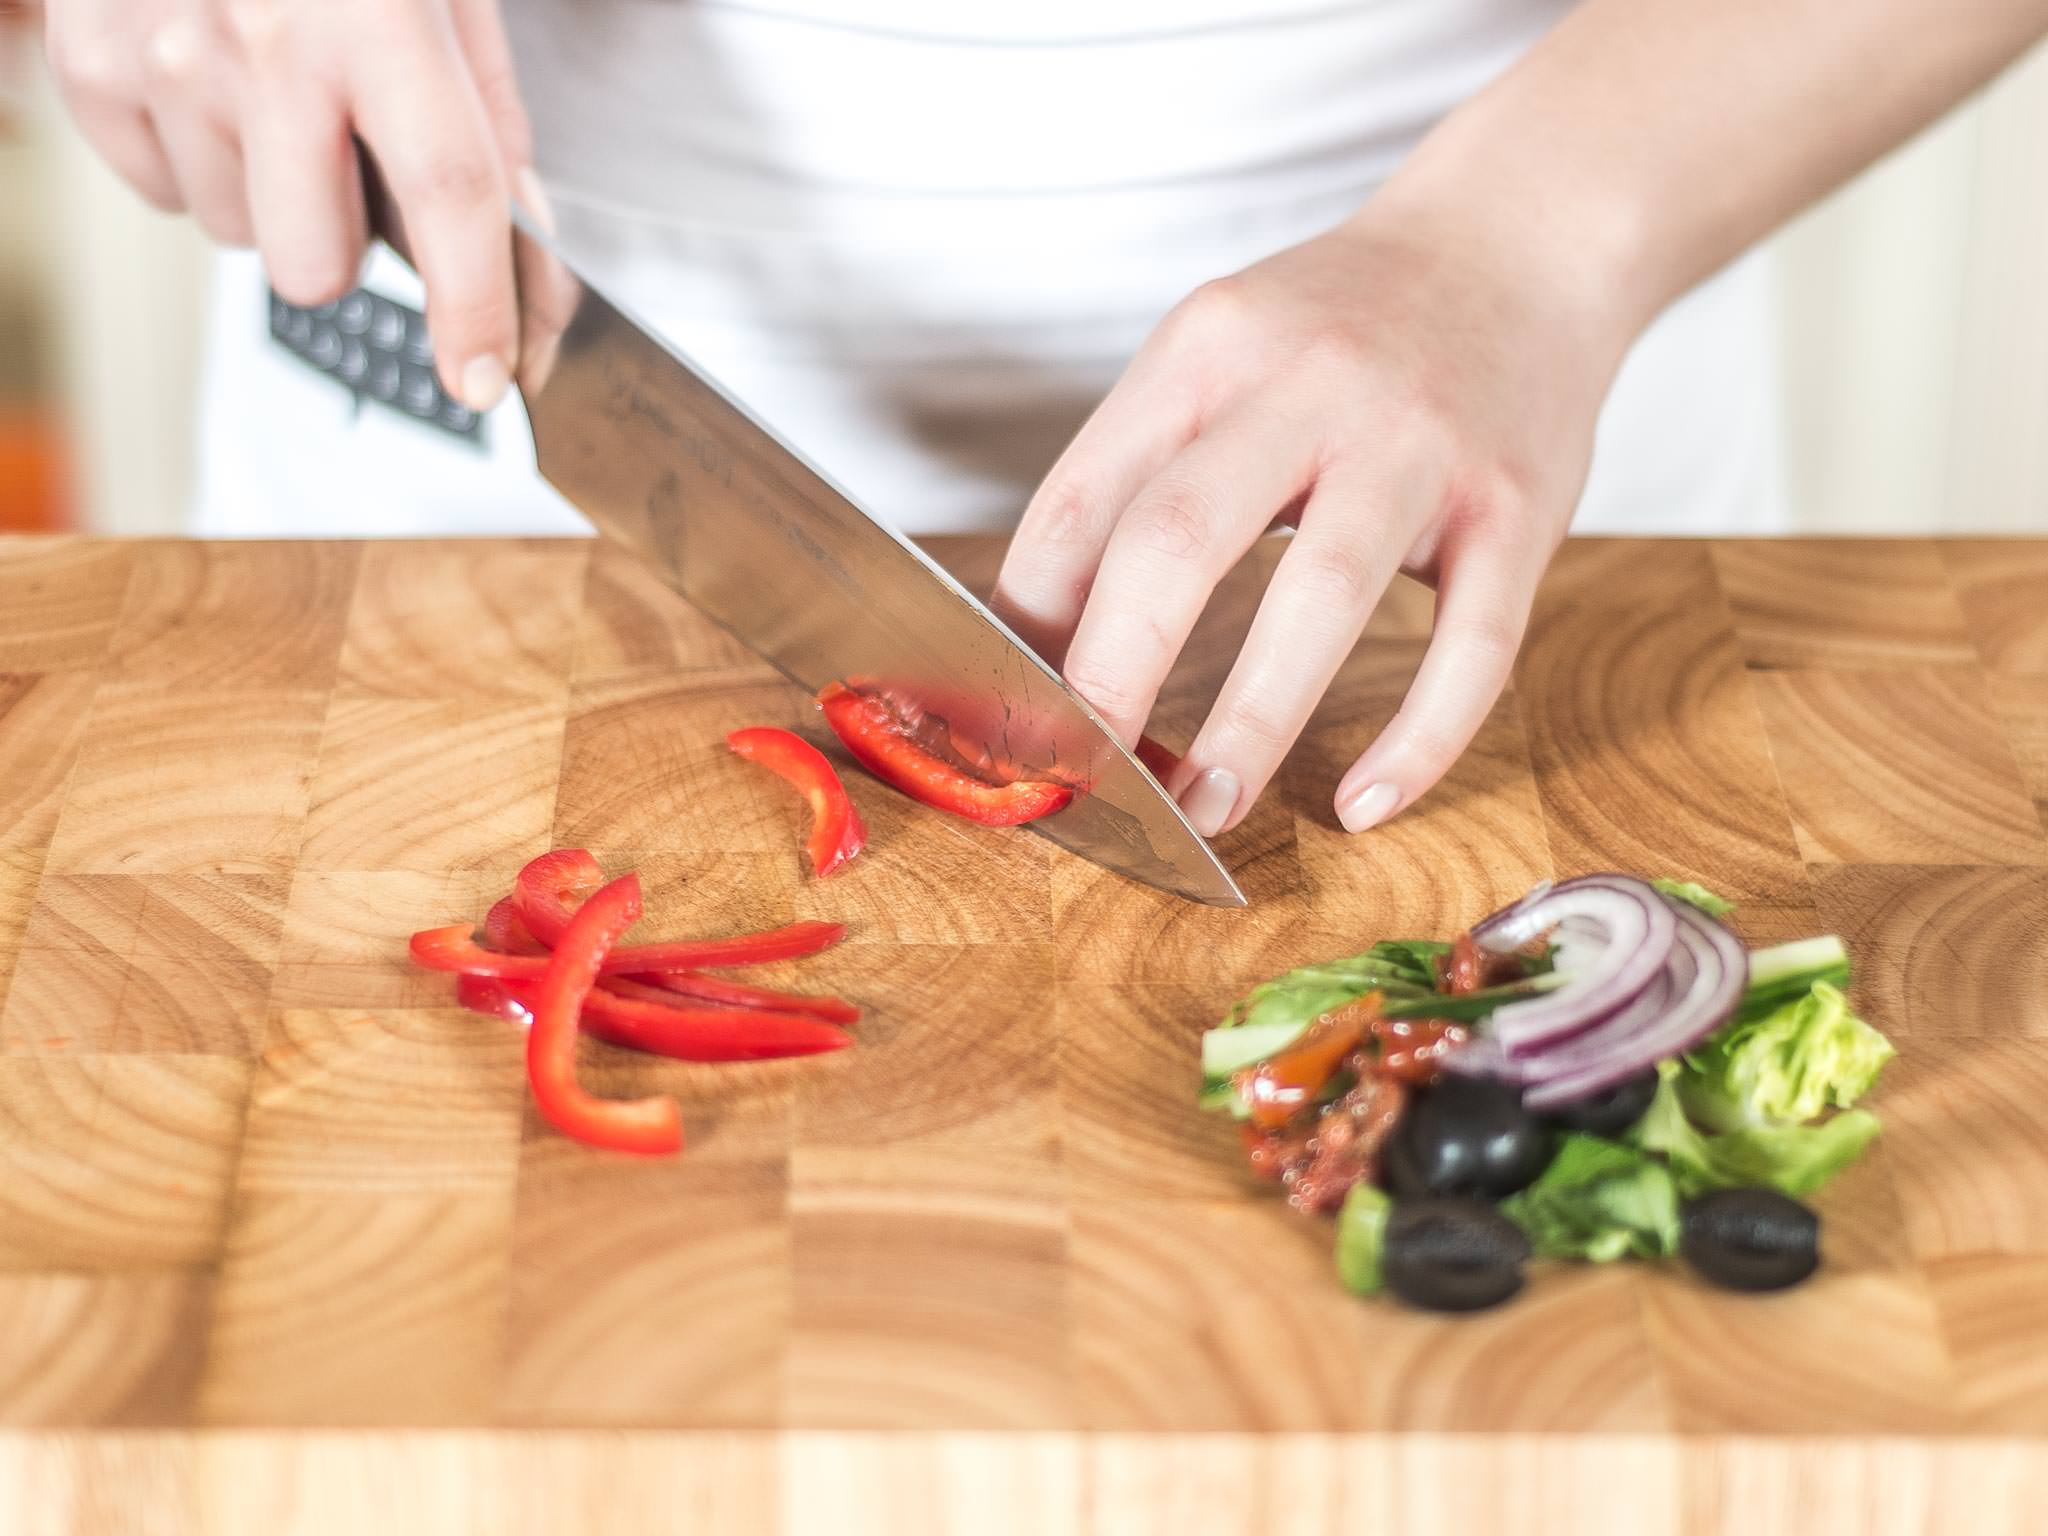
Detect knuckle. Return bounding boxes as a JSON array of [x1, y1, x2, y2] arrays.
[[52, 34, 132, 99], [1063, 661, 1144, 730], [1124, 481, 1221, 564], [1026, 477, 1107, 550], [224, 0, 287, 54], [1289, 540, 1380, 612], [1441, 608, 1523, 673], [142, 21, 204, 85], [1164, 275, 1254, 347], [1219, 696, 1294, 756], [406, 145, 500, 211]]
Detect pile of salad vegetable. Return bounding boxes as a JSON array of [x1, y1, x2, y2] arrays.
[[407, 683, 1077, 1156], [1199, 874, 1895, 1311]]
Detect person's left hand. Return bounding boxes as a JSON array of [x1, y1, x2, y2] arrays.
[[991, 194, 1630, 839]]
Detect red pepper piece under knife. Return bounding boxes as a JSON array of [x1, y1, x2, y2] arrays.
[[459, 974, 854, 1062], [523, 873, 683, 1154], [410, 919, 848, 979], [727, 726, 867, 877], [816, 681, 1072, 827]]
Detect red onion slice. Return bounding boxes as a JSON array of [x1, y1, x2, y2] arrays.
[[1520, 902, 1748, 1110], [1476, 876, 1678, 1054], [1489, 970, 1680, 1085]]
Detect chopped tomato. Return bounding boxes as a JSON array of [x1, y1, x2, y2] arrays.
[[1368, 1016, 1470, 1084], [1234, 995, 1380, 1131]]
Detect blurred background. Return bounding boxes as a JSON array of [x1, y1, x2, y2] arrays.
[[1, 7, 2044, 537]]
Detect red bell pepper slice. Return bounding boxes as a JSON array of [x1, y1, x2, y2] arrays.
[[816, 681, 1073, 827], [483, 896, 545, 956], [411, 918, 848, 980], [458, 973, 854, 1062], [515, 848, 607, 946], [727, 726, 867, 877], [523, 873, 683, 1155], [637, 969, 861, 1025], [1134, 734, 1182, 782]]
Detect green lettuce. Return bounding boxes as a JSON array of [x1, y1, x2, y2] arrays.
[[1500, 1134, 1680, 1261], [1633, 1062, 1880, 1199], [1680, 981, 1894, 1132], [1334, 1183, 1392, 1295], [1651, 878, 1737, 917], [1735, 936, 1854, 1024], [1219, 940, 1447, 1034]]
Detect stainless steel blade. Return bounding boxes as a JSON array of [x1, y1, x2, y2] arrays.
[[508, 217, 1245, 906]]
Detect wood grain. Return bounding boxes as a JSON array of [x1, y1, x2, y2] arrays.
[[1711, 539, 1978, 669], [1751, 667, 2046, 865], [1943, 539, 2048, 675], [1515, 541, 1811, 902], [1, 533, 2046, 1529]]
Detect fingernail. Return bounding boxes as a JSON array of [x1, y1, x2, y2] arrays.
[[460, 353, 511, 412], [1338, 780, 1400, 834], [516, 166, 557, 237], [1178, 767, 1241, 839]]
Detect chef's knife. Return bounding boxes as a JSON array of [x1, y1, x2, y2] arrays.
[[360, 159, 1244, 905]]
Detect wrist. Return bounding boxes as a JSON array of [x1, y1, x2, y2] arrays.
[[1360, 125, 1663, 376]]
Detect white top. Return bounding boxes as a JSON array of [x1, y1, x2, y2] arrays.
[[193, 0, 1786, 538]]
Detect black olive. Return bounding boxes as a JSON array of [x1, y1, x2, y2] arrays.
[[1382, 1198, 1532, 1313], [1545, 1070, 1660, 1137], [1680, 1187, 1820, 1292], [1383, 1075, 1556, 1201]]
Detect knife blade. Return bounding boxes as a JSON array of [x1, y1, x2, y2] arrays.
[[512, 216, 1244, 906], [357, 152, 1242, 904]]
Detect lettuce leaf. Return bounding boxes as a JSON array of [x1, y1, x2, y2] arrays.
[[1680, 980, 1894, 1131], [1334, 1183, 1392, 1295], [1218, 939, 1447, 1036], [1651, 878, 1737, 917], [1500, 1134, 1680, 1261], [1633, 1062, 1880, 1199]]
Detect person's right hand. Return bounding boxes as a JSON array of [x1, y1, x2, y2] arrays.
[[45, 0, 537, 411]]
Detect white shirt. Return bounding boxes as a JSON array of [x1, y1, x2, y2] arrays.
[[193, 0, 1786, 537]]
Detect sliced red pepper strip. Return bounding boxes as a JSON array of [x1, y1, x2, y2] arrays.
[[457, 971, 536, 1026], [515, 848, 608, 946], [727, 726, 867, 877], [636, 969, 861, 1025], [459, 972, 855, 1062], [591, 978, 855, 1060], [1134, 734, 1182, 782], [410, 919, 848, 980], [816, 681, 1073, 827], [525, 873, 683, 1155], [483, 896, 546, 956]]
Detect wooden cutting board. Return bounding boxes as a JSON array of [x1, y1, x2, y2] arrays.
[[1, 533, 2045, 1534]]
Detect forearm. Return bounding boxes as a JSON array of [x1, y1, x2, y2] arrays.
[[1376, 0, 2048, 338]]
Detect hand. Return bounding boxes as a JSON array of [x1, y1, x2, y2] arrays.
[[991, 196, 1629, 838], [45, 0, 536, 410]]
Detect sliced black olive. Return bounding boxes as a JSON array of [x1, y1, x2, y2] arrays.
[[1545, 1070, 1660, 1137], [1680, 1187, 1820, 1292], [1383, 1075, 1556, 1201], [1382, 1198, 1532, 1313]]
